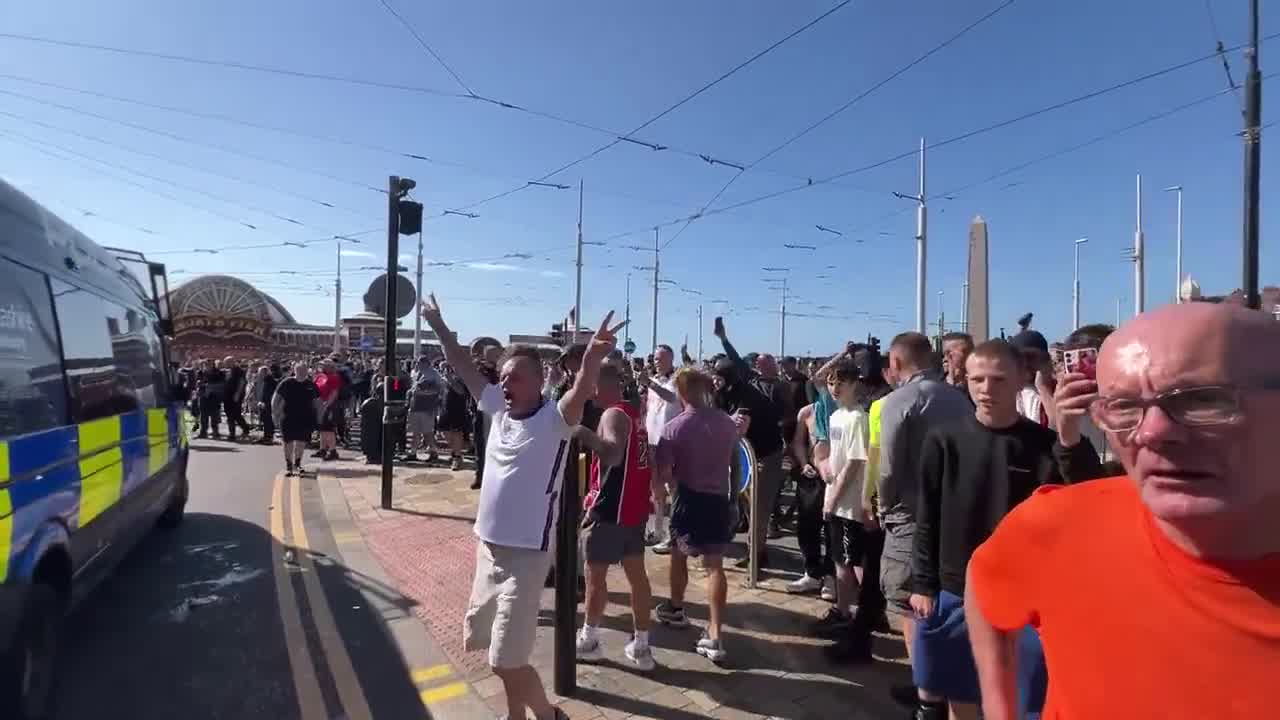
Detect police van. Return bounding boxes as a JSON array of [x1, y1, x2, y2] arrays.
[[0, 179, 189, 719]]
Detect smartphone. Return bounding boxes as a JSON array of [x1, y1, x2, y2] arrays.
[[1063, 347, 1098, 380], [714, 316, 725, 336]]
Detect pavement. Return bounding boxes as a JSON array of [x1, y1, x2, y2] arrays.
[[328, 453, 914, 720], [51, 438, 912, 719]]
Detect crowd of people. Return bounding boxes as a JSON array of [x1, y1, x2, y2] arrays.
[[414, 292, 1278, 720]]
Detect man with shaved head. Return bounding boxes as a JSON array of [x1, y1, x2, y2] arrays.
[[966, 303, 1280, 719]]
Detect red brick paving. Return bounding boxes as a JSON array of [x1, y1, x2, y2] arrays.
[[361, 512, 492, 678]]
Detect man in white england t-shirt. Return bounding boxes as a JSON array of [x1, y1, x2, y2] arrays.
[[423, 294, 623, 720], [637, 343, 681, 549]]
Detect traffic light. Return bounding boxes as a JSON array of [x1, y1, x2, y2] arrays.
[[398, 200, 424, 235]]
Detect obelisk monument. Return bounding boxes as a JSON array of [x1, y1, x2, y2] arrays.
[[966, 216, 990, 341]]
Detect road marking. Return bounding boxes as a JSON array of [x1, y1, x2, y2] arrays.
[[420, 682, 469, 705], [410, 664, 452, 684], [332, 530, 363, 545], [289, 475, 375, 720], [268, 474, 327, 720]]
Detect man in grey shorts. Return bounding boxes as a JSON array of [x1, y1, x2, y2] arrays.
[[876, 331, 971, 702], [574, 365, 655, 670]]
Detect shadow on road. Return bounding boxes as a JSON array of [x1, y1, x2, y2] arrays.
[[53, 511, 433, 720]]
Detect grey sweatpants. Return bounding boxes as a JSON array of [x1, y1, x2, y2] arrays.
[[751, 450, 784, 554]]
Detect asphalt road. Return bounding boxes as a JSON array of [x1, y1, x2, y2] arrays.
[[49, 440, 433, 720]]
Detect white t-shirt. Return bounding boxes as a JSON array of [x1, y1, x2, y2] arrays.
[[1016, 386, 1048, 427], [644, 373, 681, 443], [474, 384, 574, 551], [824, 407, 869, 520]]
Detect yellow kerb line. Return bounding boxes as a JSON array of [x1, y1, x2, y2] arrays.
[[410, 665, 453, 684], [268, 475, 326, 720], [419, 682, 469, 705], [290, 475, 374, 720]]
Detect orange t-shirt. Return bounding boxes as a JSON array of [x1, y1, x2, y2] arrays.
[[969, 477, 1280, 719]]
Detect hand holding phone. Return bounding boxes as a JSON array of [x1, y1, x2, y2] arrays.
[[1063, 348, 1098, 380], [713, 316, 726, 338]]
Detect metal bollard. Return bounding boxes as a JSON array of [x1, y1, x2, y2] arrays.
[[553, 441, 581, 697]]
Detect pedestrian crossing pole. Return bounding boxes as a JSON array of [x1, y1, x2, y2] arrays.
[[381, 175, 415, 509]]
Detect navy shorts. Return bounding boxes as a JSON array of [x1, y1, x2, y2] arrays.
[[911, 590, 1047, 712]]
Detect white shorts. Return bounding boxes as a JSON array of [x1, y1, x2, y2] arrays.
[[462, 541, 554, 669], [408, 412, 437, 437]]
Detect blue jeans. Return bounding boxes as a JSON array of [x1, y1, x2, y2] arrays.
[[911, 590, 1047, 713]]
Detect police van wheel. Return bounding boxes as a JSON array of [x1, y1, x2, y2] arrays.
[[158, 475, 189, 530], [1, 584, 61, 720]]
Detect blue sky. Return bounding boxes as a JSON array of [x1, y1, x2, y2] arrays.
[[1, 0, 1274, 355]]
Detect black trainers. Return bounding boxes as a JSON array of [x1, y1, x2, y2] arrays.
[[890, 685, 919, 708], [811, 607, 852, 638], [913, 700, 948, 720], [824, 633, 873, 665], [655, 601, 689, 628], [285, 462, 295, 477]]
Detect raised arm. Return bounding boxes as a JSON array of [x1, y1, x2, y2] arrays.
[[639, 370, 678, 403], [573, 407, 629, 468], [420, 294, 490, 401], [559, 312, 625, 426], [680, 342, 695, 367], [713, 319, 750, 379]]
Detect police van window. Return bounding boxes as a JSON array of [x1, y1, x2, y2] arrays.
[[0, 258, 68, 438], [51, 279, 138, 422], [107, 303, 166, 408]]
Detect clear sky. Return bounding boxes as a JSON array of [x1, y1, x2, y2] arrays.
[[1, 0, 1274, 355]]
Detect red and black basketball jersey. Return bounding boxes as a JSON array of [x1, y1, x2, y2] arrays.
[[584, 402, 651, 527]]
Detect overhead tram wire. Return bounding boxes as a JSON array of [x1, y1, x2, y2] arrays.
[[0, 107, 361, 218], [601, 32, 1280, 245], [0, 87, 386, 195], [658, 0, 1016, 251], [1, 129, 272, 232], [375, 0, 477, 96], [0, 63, 888, 198], [149, 228, 382, 256], [0, 121, 332, 230], [437, 0, 855, 216]]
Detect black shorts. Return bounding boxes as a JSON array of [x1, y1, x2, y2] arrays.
[[827, 516, 866, 567]]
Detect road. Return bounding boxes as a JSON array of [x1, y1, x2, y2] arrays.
[[51, 440, 434, 720]]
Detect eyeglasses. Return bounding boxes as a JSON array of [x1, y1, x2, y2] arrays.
[[1093, 385, 1245, 432]]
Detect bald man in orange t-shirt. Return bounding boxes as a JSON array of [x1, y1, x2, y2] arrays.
[[966, 303, 1280, 719]]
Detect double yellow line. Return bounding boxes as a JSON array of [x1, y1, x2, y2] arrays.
[[269, 474, 373, 720]]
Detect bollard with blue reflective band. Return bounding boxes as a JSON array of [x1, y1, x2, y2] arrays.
[[553, 440, 581, 697]]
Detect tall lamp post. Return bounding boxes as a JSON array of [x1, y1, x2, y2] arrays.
[[1163, 185, 1183, 303], [1073, 237, 1089, 330]]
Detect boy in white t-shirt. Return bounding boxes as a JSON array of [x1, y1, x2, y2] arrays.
[[813, 361, 871, 638]]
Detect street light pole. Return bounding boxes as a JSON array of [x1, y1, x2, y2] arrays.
[[1242, 0, 1262, 309], [333, 237, 344, 354], [697, 304, 704, 361], [1134, 173, 1145, 316], [413, 229, 424, 360], [1073, 237, 1089, 330], [574, 180, 584, 344], [779, 277, 787, 357], [651, 228, 660, 353], [623, 272, 631, 352], [961, 281, 969, 334], [1164, 186, 1184, 303], [916, 138, 928, 332]]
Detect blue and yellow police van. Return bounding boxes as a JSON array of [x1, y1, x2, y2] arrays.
[[0, 179, 189, 719]]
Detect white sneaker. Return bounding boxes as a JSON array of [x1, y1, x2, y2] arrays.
[[785, 574, 823, 594], [652, 538, 672, 555], [624, 639, 656, 671], [576, 631, 603, 661], [820, 577, 837, 602], [695, 633, 727, 664]]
